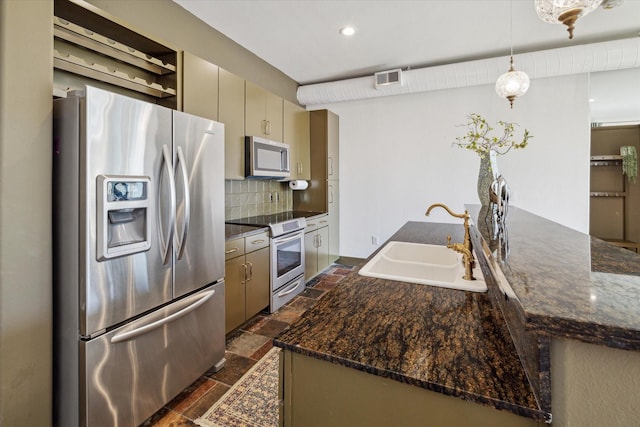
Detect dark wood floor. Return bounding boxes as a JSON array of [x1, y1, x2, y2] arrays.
[[140, 263, 358, 426]]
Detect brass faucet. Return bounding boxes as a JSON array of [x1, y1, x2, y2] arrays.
[[425, 203, 475, 281]]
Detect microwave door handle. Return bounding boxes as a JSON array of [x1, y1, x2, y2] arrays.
[[283, 150, 288, 172], [175, 146, 190, 260], [110, 290, 215, 343], [160, 144, 176, 265]]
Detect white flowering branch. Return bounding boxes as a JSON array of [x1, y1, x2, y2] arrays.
[[453, 113, 532, 157]]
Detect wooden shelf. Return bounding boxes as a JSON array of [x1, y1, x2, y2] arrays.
[[54, 17, 175, 75], [53, 0, 178, 105], [54, 49, 176, 98], [590, 155, 623, 167], [591, 155, 623, 161], [590, 191, 626, 197]]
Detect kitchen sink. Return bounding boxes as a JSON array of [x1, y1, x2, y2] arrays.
[[358, 241, 487, 292]]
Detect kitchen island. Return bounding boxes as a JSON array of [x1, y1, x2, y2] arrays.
[[274, 206, 640, 426]]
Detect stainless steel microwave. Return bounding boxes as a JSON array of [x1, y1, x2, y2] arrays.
[[245, 136, 291, 179]]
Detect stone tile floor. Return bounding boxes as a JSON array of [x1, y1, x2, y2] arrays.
[[140, 262, 358, 426]]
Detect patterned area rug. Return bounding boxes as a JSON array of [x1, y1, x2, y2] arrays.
[[196, 347, 280, 427]]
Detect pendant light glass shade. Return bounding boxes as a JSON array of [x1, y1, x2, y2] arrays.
[[495, 57, 530, 108], [535, 0, 603, 39]]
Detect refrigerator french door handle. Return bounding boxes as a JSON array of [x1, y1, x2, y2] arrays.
[[110, 290, 216, 344], [175, 145, 190, 260], [160, 144, 177, 265]]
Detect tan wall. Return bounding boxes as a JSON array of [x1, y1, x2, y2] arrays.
[[0, 1, 53, 425], [84, 0, 300, 103], [0, 0, 298, 424], [551, 338, 640, 426]]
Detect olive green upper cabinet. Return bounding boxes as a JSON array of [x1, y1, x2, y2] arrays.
[[182, 52, 218, 121], [245, 80, 283, 141], [219, 68, 246, 180], [284, 100, 311, 180]]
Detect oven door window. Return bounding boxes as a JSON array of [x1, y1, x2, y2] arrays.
[[276, 238, 302, 277]]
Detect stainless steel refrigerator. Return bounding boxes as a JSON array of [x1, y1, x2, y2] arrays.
[[53, 86, 226, 427]]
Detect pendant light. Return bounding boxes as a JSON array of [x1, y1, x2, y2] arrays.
[[495, 0, 530, 108], [535, 0, 603, 39]]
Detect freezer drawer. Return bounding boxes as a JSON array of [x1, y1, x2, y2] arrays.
[[79, 282, 225, 427]]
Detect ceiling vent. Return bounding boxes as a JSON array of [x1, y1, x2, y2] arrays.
[[374, 69, 402, 88]]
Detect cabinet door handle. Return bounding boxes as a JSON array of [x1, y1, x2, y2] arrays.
[[225, 247, 240, 254], [246, 261, 253, 281], [328, 157, 334, 176], [241, 263, 247, 282], [329, 184, 334, 204]]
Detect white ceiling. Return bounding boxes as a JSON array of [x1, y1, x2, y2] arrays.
[[174, 0, 640, 86]]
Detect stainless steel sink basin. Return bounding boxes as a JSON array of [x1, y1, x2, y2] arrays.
[[358, 241, 487, 292]]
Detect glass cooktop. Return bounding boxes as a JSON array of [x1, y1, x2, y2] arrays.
[[226, 211, 324, 227]]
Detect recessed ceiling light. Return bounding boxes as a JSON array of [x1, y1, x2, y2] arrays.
[[339, 26, 356, 36]]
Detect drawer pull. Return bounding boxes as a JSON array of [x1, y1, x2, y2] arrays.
[[250, 239, 265, 245], [277, 279, 302, 297], [225, 247, 240, 254], [319, 220, 327, 224]]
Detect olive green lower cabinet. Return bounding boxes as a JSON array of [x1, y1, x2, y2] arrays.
[[304, 215, 329, 281], [279, 350, 541, 427], [225, 232, 270, 333]]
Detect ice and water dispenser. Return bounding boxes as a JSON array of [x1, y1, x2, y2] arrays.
[[97, 175, 151, 260]]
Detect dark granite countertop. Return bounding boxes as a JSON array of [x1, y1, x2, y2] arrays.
[[225, 224, 268, 241], [468, 205, 640, 351], [275, 221, 549, 422]]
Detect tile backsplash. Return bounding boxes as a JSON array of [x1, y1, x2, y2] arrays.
[[225, 179, 293, 220]]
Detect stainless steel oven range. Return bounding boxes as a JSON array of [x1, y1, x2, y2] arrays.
[[268, 218, 306, 312], [227, 212, 319, 312]]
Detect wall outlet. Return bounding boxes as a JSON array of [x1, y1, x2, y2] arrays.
[[371, 235, 379, 245]]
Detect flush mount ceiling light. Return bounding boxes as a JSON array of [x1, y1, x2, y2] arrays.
[[495, 0, 530, 108], [535, 0, 603, 39], [339, 26, 356, 36]]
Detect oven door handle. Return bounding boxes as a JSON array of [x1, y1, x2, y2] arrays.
[[273, 231, 303, 244], [277, 278, 303, 297]]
